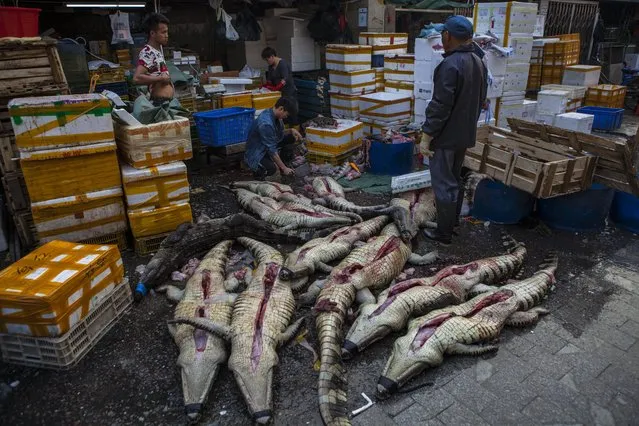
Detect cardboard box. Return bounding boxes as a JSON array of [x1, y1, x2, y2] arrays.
[[9, 95, 114, 152], [0, 240, 125, 336], [20, 142, 122, 203], [31, 188, 127, 244]]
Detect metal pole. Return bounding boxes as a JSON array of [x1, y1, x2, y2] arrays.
[[588, 10, 599, 64]]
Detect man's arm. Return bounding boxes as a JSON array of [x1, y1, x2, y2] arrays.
[[278, 60, 292, 86], [259, 122, 293, 174], [132, 64, 170, 86], [422, 63, 459, 138]]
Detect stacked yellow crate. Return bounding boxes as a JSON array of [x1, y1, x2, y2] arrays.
[[305, 119, 363, 165], [9, 94, 127, 244], [113, 117, 193, 247], [585, 84, 626, 108], [252, 91, 281, 117], [541, 40, 580, 85], [0, 240, 125, 337]]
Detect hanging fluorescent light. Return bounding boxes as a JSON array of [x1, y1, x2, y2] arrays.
[[65, 3, 146, 8]]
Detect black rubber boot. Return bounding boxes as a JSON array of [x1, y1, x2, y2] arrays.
[[424, 201, 457, 246], [455, 190, 464, 227]]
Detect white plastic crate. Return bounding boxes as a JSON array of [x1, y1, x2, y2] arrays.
[[0, 281, 132, 370]]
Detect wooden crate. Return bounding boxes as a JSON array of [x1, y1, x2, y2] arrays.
[[466, 126, 597, 198], [0, 133, 19, 174], [508, 118, 639, 196], [89, 67, 126, 84], [1, 170, 30, 213], [14, 210, 37, 248], [585, 84, 626, 108], [0, 38, 68, 97]]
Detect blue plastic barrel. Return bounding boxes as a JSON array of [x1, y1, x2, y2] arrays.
[[538, 183, 615, 231], [369, 141, 414, 176], [610, 190, 639, 234], [470, 180, 535, 224]]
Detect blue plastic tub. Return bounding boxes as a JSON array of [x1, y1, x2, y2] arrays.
[[576, 106, 624, 131], [369, 141, 413, 176], [610, 190, 639, 234], [194, 107, 255, 147], [538, 183, 615, 231], [470, 180, 535, 224], [372, 54, 385, 68]]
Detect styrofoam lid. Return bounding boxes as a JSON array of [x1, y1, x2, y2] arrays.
[[211, 78, 252, 85], [539, 90, 571, 96], [30, 187, 124, 209], [533, 38, 561, 46], [121, 161, 187, 183], [557, 112, 594, 119], [360, 92, 411, 101], [523, 100, 538, 105], [565, 65, 601, 72], [8, 93, 107, 108], [306, 119, 363, 133]]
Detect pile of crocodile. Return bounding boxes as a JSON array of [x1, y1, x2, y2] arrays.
[[138, 176, 559, 425]]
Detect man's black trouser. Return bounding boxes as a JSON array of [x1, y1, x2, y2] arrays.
[[429, 148, 467, 237], [253, 134, 296, 179]]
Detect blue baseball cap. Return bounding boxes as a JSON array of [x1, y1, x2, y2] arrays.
[[434, 15, 474, 39]]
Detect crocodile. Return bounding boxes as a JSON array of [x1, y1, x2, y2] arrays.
[[310, 176, 388, 214], [167, 240, 237, 423], [280, 215, 390, 283], [136, 213, 318, 301], [170, 237, 304, 425], [376, 289, 517, 399], [390, 189, 437, 229], [377, 254, 558, 398], [234, 188, 357, 230], [342, 234, 527, 358], [312, 223, 436, 426]]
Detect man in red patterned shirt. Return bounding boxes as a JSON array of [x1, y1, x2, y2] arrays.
[[133, 13, 174, 102]]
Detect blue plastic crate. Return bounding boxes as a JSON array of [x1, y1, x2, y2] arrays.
[[193, 107, 255, 147], [576, 106, 624, 131]]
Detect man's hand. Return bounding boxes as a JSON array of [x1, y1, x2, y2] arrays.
[[420, 133, 434, 157], [158, 73, 171, 83], [291, 128, 302, 141], [280, 79, 287, 86], [282, 166, 295, 176]]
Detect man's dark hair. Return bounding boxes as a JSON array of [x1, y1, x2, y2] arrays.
[[144, 13, 170, 36], [275, 97, 297, 115], [261, 47, 277, 59]]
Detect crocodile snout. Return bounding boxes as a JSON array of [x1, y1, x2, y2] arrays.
[[341, 340, 358, 360], [185, 403, 202, 424], [254, 409, 272, 424], [376, 376, 398, 400], [279, 267, 293, 280]]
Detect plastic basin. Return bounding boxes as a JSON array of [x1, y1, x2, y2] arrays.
[[470, 180, 535, 224], [538, 183, 615, 231], [369, 141, 414, 176], [610, 190, 639, 234]]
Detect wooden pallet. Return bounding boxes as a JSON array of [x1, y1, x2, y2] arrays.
[[1, 170, 30, 213], [0, 38, 68, 97], [467, 126, 596, 199], [0, 133, 18, 174], [508, 118, 639, 196]]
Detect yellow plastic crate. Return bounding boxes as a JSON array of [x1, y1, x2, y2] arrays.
[[252, 92, 281, 110], [306, 147, 360, 166], [585, 84, 626, 108], [527, 64, 542, 90], [89, 67, 126, 84], [543, 41, 579, 67], [306, 138, 362, 155], [541, 65, 564, 85], [222, 92, 252, 109], [128, 202, 193, 238]]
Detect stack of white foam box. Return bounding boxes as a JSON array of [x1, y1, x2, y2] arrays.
[[535, 89, 571, 125], [475, 2, 538, 129], [554, 112, 594, 133], [522, 99, 538, 122], [384, 54, 415, 117], [358, 92, 412, 136], [562, 65, 602, 87], [270, 11, 320, 72], [326, 45, 374, 120], [540, 84, 587, 112], [413, 35, 445, 125]]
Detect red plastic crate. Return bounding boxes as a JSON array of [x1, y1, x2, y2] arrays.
[[0, 7, 41, 37]]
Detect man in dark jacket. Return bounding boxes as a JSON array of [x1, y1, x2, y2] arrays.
[[421, 15, 488, 245]]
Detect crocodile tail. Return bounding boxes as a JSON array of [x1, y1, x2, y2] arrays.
[[317, 310, 351, 426], [464, 172, 492, 208], [538, 251, 559, 274]]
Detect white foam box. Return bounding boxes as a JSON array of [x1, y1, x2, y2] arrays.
[[534, 14, 545, 37], [537, 90, 571, 114], [384, 54, 415, 72], [562, 65, 602, 87], [326, 44, 372, 72], [9, 94, 114, 152], [414, 58, 443, 83], [485, 49, 508, 76], [415, 35, 445, 62], [359, 32, 408, 54], [277, 37, 320, 72], [329, 92, 360, 120], [540, 84, 586, 100], [306, 119, 364, 146], [414, 81, 433, 100], [473, 2, 538, 35], [488, 75, 505, 99], [414, 98, 430, 118], [359, 92, 412, 123], [329, 69, 376, 95], [625, 53, 639, 69], [384, 80, 414, 96], [535, 113, 556, 125], [502, 63, 530, 93], [277, 18, 311, 39], [522, 99, 537, 122], [31, 187, 127, 244], [414, 114, 426, 126], [496, 100, 525, 129], [554, 112, 594, 134], [391, 170, 432, 194]]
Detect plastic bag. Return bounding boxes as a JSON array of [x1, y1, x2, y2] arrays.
[[233, 7, 262, 41], [222, 9, 239, 41], [110, 12, 133, 45], [239, 64, 261, 79]]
